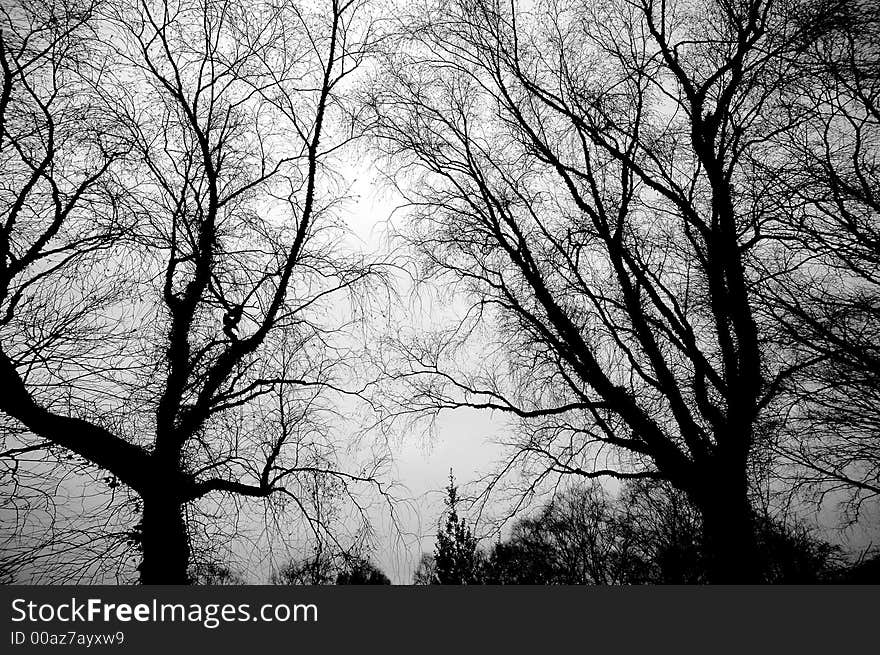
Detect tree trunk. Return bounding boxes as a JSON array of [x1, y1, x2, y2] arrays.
[[139, 491, 190, 584], [696, 469, 761, 584]]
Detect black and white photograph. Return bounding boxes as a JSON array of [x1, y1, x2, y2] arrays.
[[1, 0, 879, 630]]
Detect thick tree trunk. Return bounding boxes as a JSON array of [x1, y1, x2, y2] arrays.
[[695, 468, 761, 584], [139, 491, 190, 584]]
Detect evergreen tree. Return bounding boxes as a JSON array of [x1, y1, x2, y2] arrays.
[[432, 472, 483, 584]]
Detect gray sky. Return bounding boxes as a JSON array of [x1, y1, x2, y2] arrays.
[[3, 137, 877, 587], [341, 159, 880, 583], [340, 162, 510, 583]]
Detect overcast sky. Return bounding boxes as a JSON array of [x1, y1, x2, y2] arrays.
[[342, 159, 880, 584]]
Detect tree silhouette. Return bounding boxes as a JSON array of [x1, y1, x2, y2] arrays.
[[273, 551, 338, 586], [335, 558, 391, 585], [763, 0, 880, 521], [2, 0, 878, 587], [411, 552, 437, 585], [484, 482, 695, 584], [431, 473, 484, 584], [0, 0, 389, 583], [365, 0, 867, 581], [274, 549, 391, 585], [481, 480, 841, 584]]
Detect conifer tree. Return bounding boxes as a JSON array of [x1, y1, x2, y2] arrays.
[[432, 472, 483, 584]]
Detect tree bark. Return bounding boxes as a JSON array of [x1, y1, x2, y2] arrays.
[[139, 491, 190, 585]]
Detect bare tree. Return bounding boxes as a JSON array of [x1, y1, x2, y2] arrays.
[[484, 482, 699, 584], [0, 0, 143, 583], [0, 0, 390, 583], [273, 547, 391, 584], [483, 479, 841, 584], [366, 0, 830, 581], [411, 551, 436, 585], [761, 0, 880, 520]]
